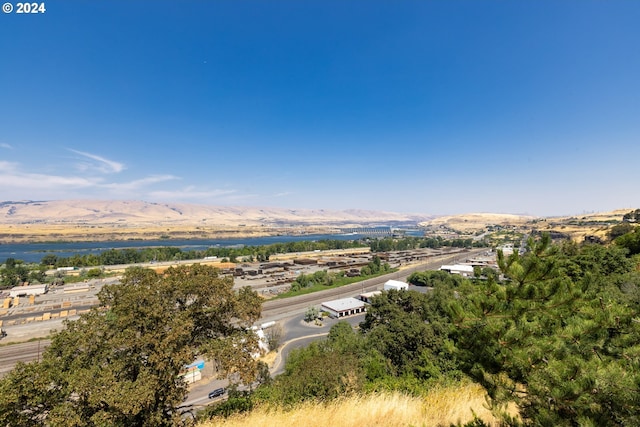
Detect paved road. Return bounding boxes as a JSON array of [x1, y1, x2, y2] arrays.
[[0, 248, 484, 377]]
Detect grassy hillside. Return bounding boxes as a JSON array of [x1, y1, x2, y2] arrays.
[[199, 383, 515, 427], [419, 209, 633, 243]]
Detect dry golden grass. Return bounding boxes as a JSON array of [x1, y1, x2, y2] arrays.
[[549, 209, 630, 222], [199, 383, 517, 427], [532, 209, 633, 242], [420, 213, 536, 233], [418, 209, 634, 243]]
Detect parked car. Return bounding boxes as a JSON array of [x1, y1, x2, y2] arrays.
[[208, 388, 225, 399]]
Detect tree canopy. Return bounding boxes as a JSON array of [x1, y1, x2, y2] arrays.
[[0, 264, 262, 426], [448, 235, 640, 425]]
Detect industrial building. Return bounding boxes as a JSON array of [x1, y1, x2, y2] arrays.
[[9, 283, 48, 298], [321, 297, 366, 318], [439, 264, 475, 277], [359, 290, 382, 303], [383, 280, 409, 291]]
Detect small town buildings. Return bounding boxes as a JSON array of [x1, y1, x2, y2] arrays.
[[383, 279, 409, 291], [321, 297, 366, 318], [359, 290, 382, 303], [9, 283, 48, 298], [439, 264, 475, 277]]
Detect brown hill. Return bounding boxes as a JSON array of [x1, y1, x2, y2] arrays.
[[419, 210, 633, 242], [0, 200, 433, 243], [419, 212, 536, 232], [0, 200, 431, 227]]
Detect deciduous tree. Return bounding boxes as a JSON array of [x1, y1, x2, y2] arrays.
[[0, 264, 262, 426]]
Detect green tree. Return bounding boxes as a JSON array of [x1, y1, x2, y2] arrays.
[[615, 225, 640, 256], [255, 340, 364, 406], [263, 323, 284, 351], [85, 268, 102, 279], [0, 264, 262, 426], [360, 290, 457, 380], [304, 306, 319, 322], [449, 235, 640, 426], [608, 222, 634, 240], [40, 254, 58, 267]]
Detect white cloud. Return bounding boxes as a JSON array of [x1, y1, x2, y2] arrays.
[[0, 160, 179, 201], [0, 143, 13, 150], [67, 149, 125, 174], [148, 187, 236, 201], [0, 161, 18, 172], [0, 161, 102, 192], [102, 175, 180, 192], [273, 191, 292, 197]]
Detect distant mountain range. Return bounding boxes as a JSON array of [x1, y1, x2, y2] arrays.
[[0, 200, 434, 227]]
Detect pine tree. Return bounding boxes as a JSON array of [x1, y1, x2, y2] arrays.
[[449, 235, 640, 426]]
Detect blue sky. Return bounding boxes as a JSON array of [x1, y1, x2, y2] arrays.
[[1, 1, 639, 216]]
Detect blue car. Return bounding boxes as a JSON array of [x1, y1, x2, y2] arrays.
[[208, 388, 225, 399]]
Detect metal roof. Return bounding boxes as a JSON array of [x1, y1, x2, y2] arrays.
[[321, 297, 365, 312]]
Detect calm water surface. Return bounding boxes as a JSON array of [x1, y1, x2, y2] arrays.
[[0, 233, 367, 263]]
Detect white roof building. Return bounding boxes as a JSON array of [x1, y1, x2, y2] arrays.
[[9, 283, 48, 298], [383, 280, 409, 291], [359, 290, 382, 303], [321, 297, 366, 318], [440, 264, 475, 277]]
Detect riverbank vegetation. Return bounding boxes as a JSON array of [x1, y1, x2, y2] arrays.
[[33, 236, 480, 270]]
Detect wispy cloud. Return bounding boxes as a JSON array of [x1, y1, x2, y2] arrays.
[[273, 191, 292, 197], [149, 187, 236, 201], [0, 161, 102, 191], [102, 175, 180, 192], [0, 143, 13, 150], [0, 160, 179, 201], [67, 149, 125, 174]]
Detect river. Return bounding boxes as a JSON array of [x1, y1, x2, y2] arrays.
[[0, 229, 423, 264]]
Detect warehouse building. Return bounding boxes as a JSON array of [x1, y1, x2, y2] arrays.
[[359, 290, 382, 303], [439, 264, 475, 277], [321, 297, 366, 318], [383, 279, 409, 291], [9, 283, 48, 298]]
